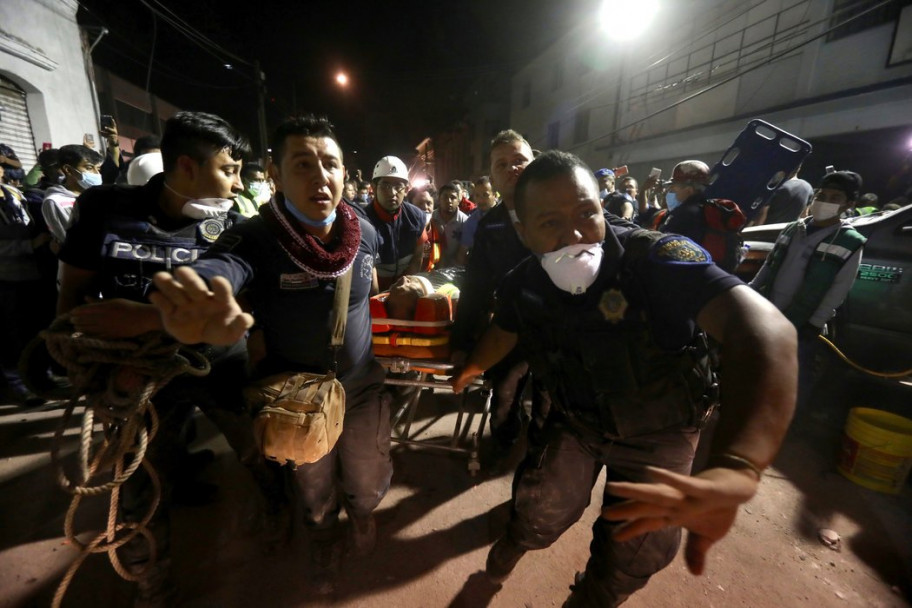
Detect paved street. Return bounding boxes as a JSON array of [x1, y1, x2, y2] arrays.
[[1, 357, 910, 608]]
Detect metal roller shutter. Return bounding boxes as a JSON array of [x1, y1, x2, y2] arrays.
[[0, 75, 37, 171]]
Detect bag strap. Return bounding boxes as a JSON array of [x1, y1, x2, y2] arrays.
[[329, 266, 353, 371]]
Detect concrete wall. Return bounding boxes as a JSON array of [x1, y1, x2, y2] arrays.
[[509, 0, 912, 192], [0, 0, 99, 158]]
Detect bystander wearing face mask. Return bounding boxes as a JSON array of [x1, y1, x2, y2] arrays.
[[807, 200, 842, 223], [665, 191, 682, 212], [248, 181, 271, 205]]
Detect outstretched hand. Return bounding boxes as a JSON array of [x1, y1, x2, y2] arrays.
[[602, 466, 759, 575], [149, 266, 253, 345]]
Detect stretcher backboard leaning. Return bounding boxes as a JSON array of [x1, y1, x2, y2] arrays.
[[704, 119, 812, 223]]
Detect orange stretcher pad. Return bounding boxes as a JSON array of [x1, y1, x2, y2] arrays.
[[370, 292, 453, 360]]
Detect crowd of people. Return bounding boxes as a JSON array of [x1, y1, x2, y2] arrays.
[[0, 109, 906, 607]]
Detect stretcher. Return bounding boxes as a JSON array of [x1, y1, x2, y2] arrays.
[[371, 292, 491, 475]]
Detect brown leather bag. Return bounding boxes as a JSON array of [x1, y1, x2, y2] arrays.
[[246, 268, 352, 468]]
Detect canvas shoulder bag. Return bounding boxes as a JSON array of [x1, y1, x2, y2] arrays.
[[246, 267, 352, 468]]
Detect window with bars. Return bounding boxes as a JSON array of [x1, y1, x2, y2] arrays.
[[827, 0, 911, 42]]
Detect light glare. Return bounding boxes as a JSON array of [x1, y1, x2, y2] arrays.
[[336, 72, 349, 87], [601, 0, 660, 41]]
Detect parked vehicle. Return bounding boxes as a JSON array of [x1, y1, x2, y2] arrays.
[[736, 204, 912, 373]]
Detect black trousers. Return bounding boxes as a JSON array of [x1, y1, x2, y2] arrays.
[[506, 418, 700, 607]]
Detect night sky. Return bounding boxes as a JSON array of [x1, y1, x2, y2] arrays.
[[77, 0, 594, 173]]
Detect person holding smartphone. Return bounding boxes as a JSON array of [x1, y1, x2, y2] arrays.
[[98, 115, 122, 184]]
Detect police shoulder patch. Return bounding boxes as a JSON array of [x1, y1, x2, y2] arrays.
[[650, 235, 711, 264]]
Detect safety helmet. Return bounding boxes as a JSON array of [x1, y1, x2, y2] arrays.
[[668, 160, 710, 186], [372, 156, 409, 182]]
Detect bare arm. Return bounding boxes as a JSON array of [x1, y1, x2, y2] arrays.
[[405, 238, 426, 275], [604, 285, 797, 574], [450, 323, 518, 392]]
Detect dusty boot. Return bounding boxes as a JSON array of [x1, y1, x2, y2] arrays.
[[347, 514, 377, 557], [485, 535, 527, 584], [132, 558, 177, 608], [310, 535, 342, 595]]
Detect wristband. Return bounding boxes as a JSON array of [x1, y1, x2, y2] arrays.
[[708, 452, 763, 480]]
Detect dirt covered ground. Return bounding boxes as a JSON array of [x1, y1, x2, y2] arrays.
[[1, 357, 910, 608]]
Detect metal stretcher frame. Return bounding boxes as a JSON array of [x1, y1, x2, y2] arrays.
[[376, 356, 491, 475]]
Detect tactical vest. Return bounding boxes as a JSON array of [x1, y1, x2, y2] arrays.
[[514, 232, 717, 440], [755, 219, 866, 328], [99, 212, 235, 301]]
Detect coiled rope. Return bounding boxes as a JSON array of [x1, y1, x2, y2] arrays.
[[36, 315, 210, 608]]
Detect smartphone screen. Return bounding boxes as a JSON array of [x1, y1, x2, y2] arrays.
[[648, 167, 662, 179], [100, 115, 115, 129], [84, 133, 95, 147]]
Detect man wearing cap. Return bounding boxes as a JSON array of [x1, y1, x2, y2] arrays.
[[595, 168, 615, 202], [658, 160, 712, 239], [364, 155, 427, 290], [750, 170, 866, 407], [658, 160, 745, 272]]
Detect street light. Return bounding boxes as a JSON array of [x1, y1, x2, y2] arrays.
[[600, 0, 660, 41], [335, 72, 349, 87]]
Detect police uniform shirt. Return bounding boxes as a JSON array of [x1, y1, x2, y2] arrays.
[[493, 228, 741, 422], [451, 201, 530, 351], [60, 174, 243, 302], [192, 211, 380, 381]]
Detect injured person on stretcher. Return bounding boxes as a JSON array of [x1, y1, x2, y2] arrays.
[[371, 268, 463, 360]]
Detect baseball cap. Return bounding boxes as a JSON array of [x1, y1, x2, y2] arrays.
[[594, 168, 615, 179], [819, 170, 862, 201], [666, 160, 710, 186]]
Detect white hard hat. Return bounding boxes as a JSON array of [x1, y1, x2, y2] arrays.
[[127, 152, 163, 186], [372, 156, 408, 182]]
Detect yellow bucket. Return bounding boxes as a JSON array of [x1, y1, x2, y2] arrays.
[[838, 408, 912, 494]]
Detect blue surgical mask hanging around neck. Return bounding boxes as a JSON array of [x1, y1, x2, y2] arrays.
[[284, 195, 336, 227], [665, 191, 682, 212]]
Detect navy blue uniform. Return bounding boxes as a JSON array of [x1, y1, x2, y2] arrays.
[[194, 205, 392, 530], [364, 200, 427, 290], [58, 174, 262, 575], [492, 227, 741, 607]]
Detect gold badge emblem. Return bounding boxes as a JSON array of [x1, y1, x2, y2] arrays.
[[198, 218, 225, 243], [599, 288, 628, 323], [655, 237, 709, 263]]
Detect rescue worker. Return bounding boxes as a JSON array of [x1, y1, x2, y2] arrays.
[[364, 155, 427, 289], [750, 170, 866, 408], [56, 111, 274, 606], [658, 160, 745, 272], [149, 115, 391, 596], [450, 129, 539, 451], [451, 150, 797, 607]]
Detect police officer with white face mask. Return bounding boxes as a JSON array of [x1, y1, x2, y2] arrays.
[[452, 151, 797, 607], [56, 111, 280, 606]]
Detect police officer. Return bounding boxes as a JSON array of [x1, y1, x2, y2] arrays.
[[451, 151, 797, 607], [450, 129, 540, 450], [149, 115, 392, 595], [57, 111, 270, 605], [364, 155, 427, 290]]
